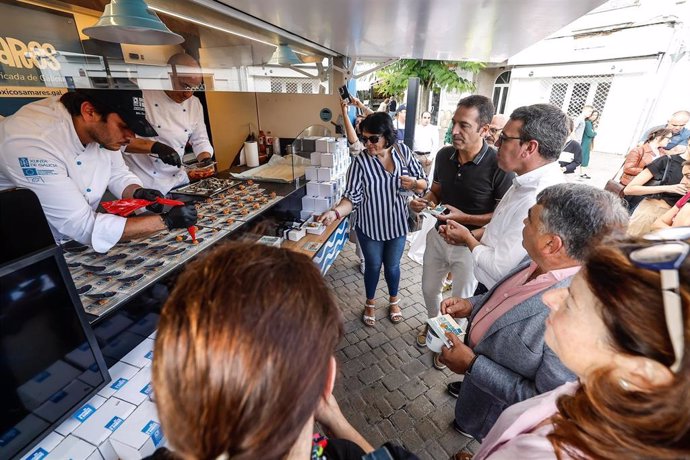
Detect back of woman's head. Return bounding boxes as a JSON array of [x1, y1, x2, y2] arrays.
[[646, 127, 673, 145], [153, 242, 343, 460], [359, 112, 397, 147], [550, 241, 690, 459]]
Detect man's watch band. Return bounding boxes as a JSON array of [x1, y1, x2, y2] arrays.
[[466, 354, 479, 374]]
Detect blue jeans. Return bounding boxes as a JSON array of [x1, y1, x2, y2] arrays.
[[355, 227, 406, 300]]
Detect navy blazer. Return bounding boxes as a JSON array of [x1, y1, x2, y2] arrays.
[[455, 258, 578, 440]]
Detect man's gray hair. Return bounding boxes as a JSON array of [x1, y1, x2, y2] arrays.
[[510, 104, 570, 161], [536, 184, 629, 262]]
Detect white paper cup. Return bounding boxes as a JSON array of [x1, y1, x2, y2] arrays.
[[426, 327, 445, 353]]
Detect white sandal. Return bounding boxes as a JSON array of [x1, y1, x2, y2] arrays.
[[389, 299, 403, 324], [362, 304, 376, 327]]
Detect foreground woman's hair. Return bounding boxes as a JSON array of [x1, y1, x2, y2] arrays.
[[153, 242, 343, 459], [550, 243, 690, 459]]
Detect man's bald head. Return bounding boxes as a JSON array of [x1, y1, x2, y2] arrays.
[[486, 114, 509, 146], [668, 110, 690, 135]]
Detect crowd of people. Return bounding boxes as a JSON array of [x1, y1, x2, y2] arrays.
[[139, 96, 690, 460], [2, 52, 689, 455]]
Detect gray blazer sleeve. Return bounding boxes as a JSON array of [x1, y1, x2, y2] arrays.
[[469, 342, 576, 407]]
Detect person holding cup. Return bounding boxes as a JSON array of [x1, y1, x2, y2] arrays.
[[438, 183, 629, 441], [319, 112, 427, 327]]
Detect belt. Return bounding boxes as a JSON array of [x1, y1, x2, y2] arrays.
[[415, 151, 430, 155]]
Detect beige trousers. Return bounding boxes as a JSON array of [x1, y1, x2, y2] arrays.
[[627, 198, 671, 237]]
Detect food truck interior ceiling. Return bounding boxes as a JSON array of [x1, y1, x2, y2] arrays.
[[55, 0, 607, 64]]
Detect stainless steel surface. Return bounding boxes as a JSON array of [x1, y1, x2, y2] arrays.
[[209, 0, 608, 63]]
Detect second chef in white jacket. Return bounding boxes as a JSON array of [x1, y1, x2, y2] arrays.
[[124, 53, 214, 194]]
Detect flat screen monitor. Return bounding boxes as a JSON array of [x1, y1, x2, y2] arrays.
[[0, 248, 110, 460]]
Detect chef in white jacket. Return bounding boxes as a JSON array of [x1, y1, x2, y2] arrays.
[[124, 53, 214, 194], [0, 89, 197, 253]]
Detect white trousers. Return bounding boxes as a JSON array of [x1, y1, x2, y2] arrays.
[[421, 229, 477, 318]]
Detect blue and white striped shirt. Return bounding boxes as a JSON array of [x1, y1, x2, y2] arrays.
[[344, 143, 426, 241]]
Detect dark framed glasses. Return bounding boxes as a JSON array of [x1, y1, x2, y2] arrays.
[[360, 135, 381, 145], [497, 133, 522, 143], [629, 228, 690, 372]]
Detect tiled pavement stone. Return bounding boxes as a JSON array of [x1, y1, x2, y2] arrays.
[[327, 241, 479, 458]]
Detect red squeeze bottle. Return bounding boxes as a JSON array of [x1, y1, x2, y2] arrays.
[[188, 226, 197, 243]]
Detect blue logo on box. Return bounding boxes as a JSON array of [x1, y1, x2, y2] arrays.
[[27, 447, 48, 459], [0, 428, 20, 447], [140, 383, 153, 395], [142, 421, 163, 447], [111, 378, 128, 390], [33, 370, 50, 383], [49, 390, 67, 403], [105, 416, 124, 432], [144, 351, 153, 360], [74, 404, 96, 422]]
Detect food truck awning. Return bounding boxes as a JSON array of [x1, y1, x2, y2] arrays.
[[205, 0, 609, 63]]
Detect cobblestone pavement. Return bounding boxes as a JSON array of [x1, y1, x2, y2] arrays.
[[324, 242, 478, 460]]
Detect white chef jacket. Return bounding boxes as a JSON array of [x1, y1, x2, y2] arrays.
[[413, 124, 439, 157], [124, 90, 214, 194], [472, 161, 566, 288], [0, 97, 142, 253]]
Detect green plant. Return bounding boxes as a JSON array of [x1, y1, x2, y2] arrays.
[[374, 59, 484, 97]]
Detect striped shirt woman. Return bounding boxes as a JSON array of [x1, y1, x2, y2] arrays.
[[319, 112, 427, 328]]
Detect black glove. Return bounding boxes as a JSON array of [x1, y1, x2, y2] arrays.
[[197, 157, 214, 168], [163, 204, 198, 230], [151, 141, 181, 167], [133, 187, 165, 213]]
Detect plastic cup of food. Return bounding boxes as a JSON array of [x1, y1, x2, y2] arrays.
[[426, 327, 446, 353], [185, 161, 216, 180]]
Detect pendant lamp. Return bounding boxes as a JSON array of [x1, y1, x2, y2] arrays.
[[83, 0, 184, 45], [269, 44, 302, 66]]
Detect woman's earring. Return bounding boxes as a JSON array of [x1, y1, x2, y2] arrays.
[[619, 378, 631, 391]]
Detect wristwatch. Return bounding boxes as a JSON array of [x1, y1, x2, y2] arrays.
[[466, 354, 479, 375]]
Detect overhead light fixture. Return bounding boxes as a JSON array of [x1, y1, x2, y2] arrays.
[[268, 44, 302, 66], [84, 0, 184, 45]]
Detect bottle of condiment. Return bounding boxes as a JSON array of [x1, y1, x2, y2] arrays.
[[265, 131, 273, 156], [258, 130, 266, 155]]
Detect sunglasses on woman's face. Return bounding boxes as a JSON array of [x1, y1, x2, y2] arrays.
[[360, 135, 381, 145]]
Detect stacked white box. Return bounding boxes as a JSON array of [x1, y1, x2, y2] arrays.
[[20, 432, 64, 460], [119, 338, 154, 369], [97, 361, 140, 400], [45, 435, 102, 460], [72, 398, 135, 445], [55, 395, 108, 436], [300, 137, 351, 218], [111, 367, 152, 406], [110, 401, 165, 460]]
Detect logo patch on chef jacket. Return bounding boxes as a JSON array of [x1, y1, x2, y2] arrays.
[[18, 157, 57, 183], [133, 96, 146, 116]]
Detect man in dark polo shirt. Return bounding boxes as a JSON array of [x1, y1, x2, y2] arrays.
[[410, 95, 514, 369]]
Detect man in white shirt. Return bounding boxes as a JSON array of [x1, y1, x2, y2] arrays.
[[0, 89, 197, 253], [124, 53, 214, 194], [413, 111, 439, 175], [441, 104, 569, 289]]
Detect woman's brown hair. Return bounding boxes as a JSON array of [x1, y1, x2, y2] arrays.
[[548, 243, 690, 459], [645, 127, 673, 145], [153, 242, 343, 460]]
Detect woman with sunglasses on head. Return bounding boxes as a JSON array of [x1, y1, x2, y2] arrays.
[[319, 112, 427, 327], [465, 238, 690, 460]]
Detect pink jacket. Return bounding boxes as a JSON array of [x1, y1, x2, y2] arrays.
[[473, 381, 579, 460]]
